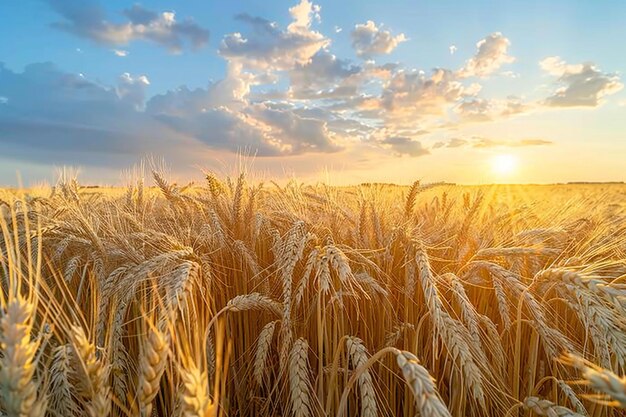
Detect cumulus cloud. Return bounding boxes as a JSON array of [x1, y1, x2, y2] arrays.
[[351, 21, 407, 58], [373, 68, 468, 125], [382, 136, 429, 157], [219, 0, 329, 71], [113, 49, 128, 57], [449, 45, 457, 55], [540, 57, 623, 107], [147, 63, 342, 156], [116, 73, 150, 110], [287, 50, 362, 99], [458, 33, 514, 78], [46, 0, 209, 53]]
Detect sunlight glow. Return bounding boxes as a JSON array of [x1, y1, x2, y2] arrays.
[[491, 154, 518, 176]]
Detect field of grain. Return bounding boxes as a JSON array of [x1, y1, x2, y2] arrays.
[[0, 173, 625, 417]]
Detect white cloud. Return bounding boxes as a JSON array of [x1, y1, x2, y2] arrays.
[[113, 49, 129, 57], [351, 20, 407, 58], [458, 32, 515, 78], [540, 57, 623, 107], [288, 0, 321, 30], [449, 45, 457, 55], [46, 1, 209, 53], [455, 96, 530, 122], [219, 0, 329, 71], [117, 73, 150, 110], [0, 96, 8, 104], [287, 50, 362, 99], [372, 68, 468, 125]]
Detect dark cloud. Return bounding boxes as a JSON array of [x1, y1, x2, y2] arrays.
[[0, 62, 343, 169], [0, 63, 195, 166], [45, 0, 209, 53]]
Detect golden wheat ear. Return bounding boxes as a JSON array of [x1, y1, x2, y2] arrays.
[[0, 297, 47, 417]]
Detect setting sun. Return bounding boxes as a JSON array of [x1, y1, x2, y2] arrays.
[[491, 154, 518, 176]]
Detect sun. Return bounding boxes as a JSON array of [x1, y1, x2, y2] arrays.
[[491, 154, 518, 176]]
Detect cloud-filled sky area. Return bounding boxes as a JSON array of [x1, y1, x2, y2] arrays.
[[0, 0, 625, 185]]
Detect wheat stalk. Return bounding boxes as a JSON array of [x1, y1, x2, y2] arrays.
[[137, 325, 170, 417], [522, 396, 584, 417], [346, 337, 377, 417], [254, 321, 278, 386], [289, 338, 312, 417], [69, 325, 111, 417]]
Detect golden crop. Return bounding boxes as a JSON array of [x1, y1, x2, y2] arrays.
[[0, 173, 625, 416]]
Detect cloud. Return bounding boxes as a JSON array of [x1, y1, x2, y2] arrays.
[[219, 0, 329, 71], [433, 136, 552, 150], [45, 0, 209, 53], [287, 50, 362, 99], [449, 45, 457, 55], [373, 68, 468, 124], [116, 73, 150, 110], [458, 33, 514, 78], [433, 138, 468, 149], [0, 61, 345, 171], [382, 136, 429, 157], [455, 96, 530, 122], [0, 62, 197, 166], [113, 49, 128, 57], [146, 62, 342, 156], [471, 136, 553, 148], [540, 57, 623, 107], [351, 20, 407, 58]]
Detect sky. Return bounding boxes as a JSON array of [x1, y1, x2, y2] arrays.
[[0, 0, 625, 186]]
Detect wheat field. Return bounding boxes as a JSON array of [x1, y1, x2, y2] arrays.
[[0, 172, 625, 417]]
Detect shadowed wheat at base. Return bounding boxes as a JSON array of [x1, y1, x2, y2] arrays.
[[0, 172, 625, 416]]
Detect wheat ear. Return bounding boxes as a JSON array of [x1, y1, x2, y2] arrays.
[[0, 298, 47, 417], [137, 325, 170, 417], [70, 325, 111, 417]]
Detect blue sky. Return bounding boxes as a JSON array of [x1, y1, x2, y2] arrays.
[[0, 0, 625, 185]]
